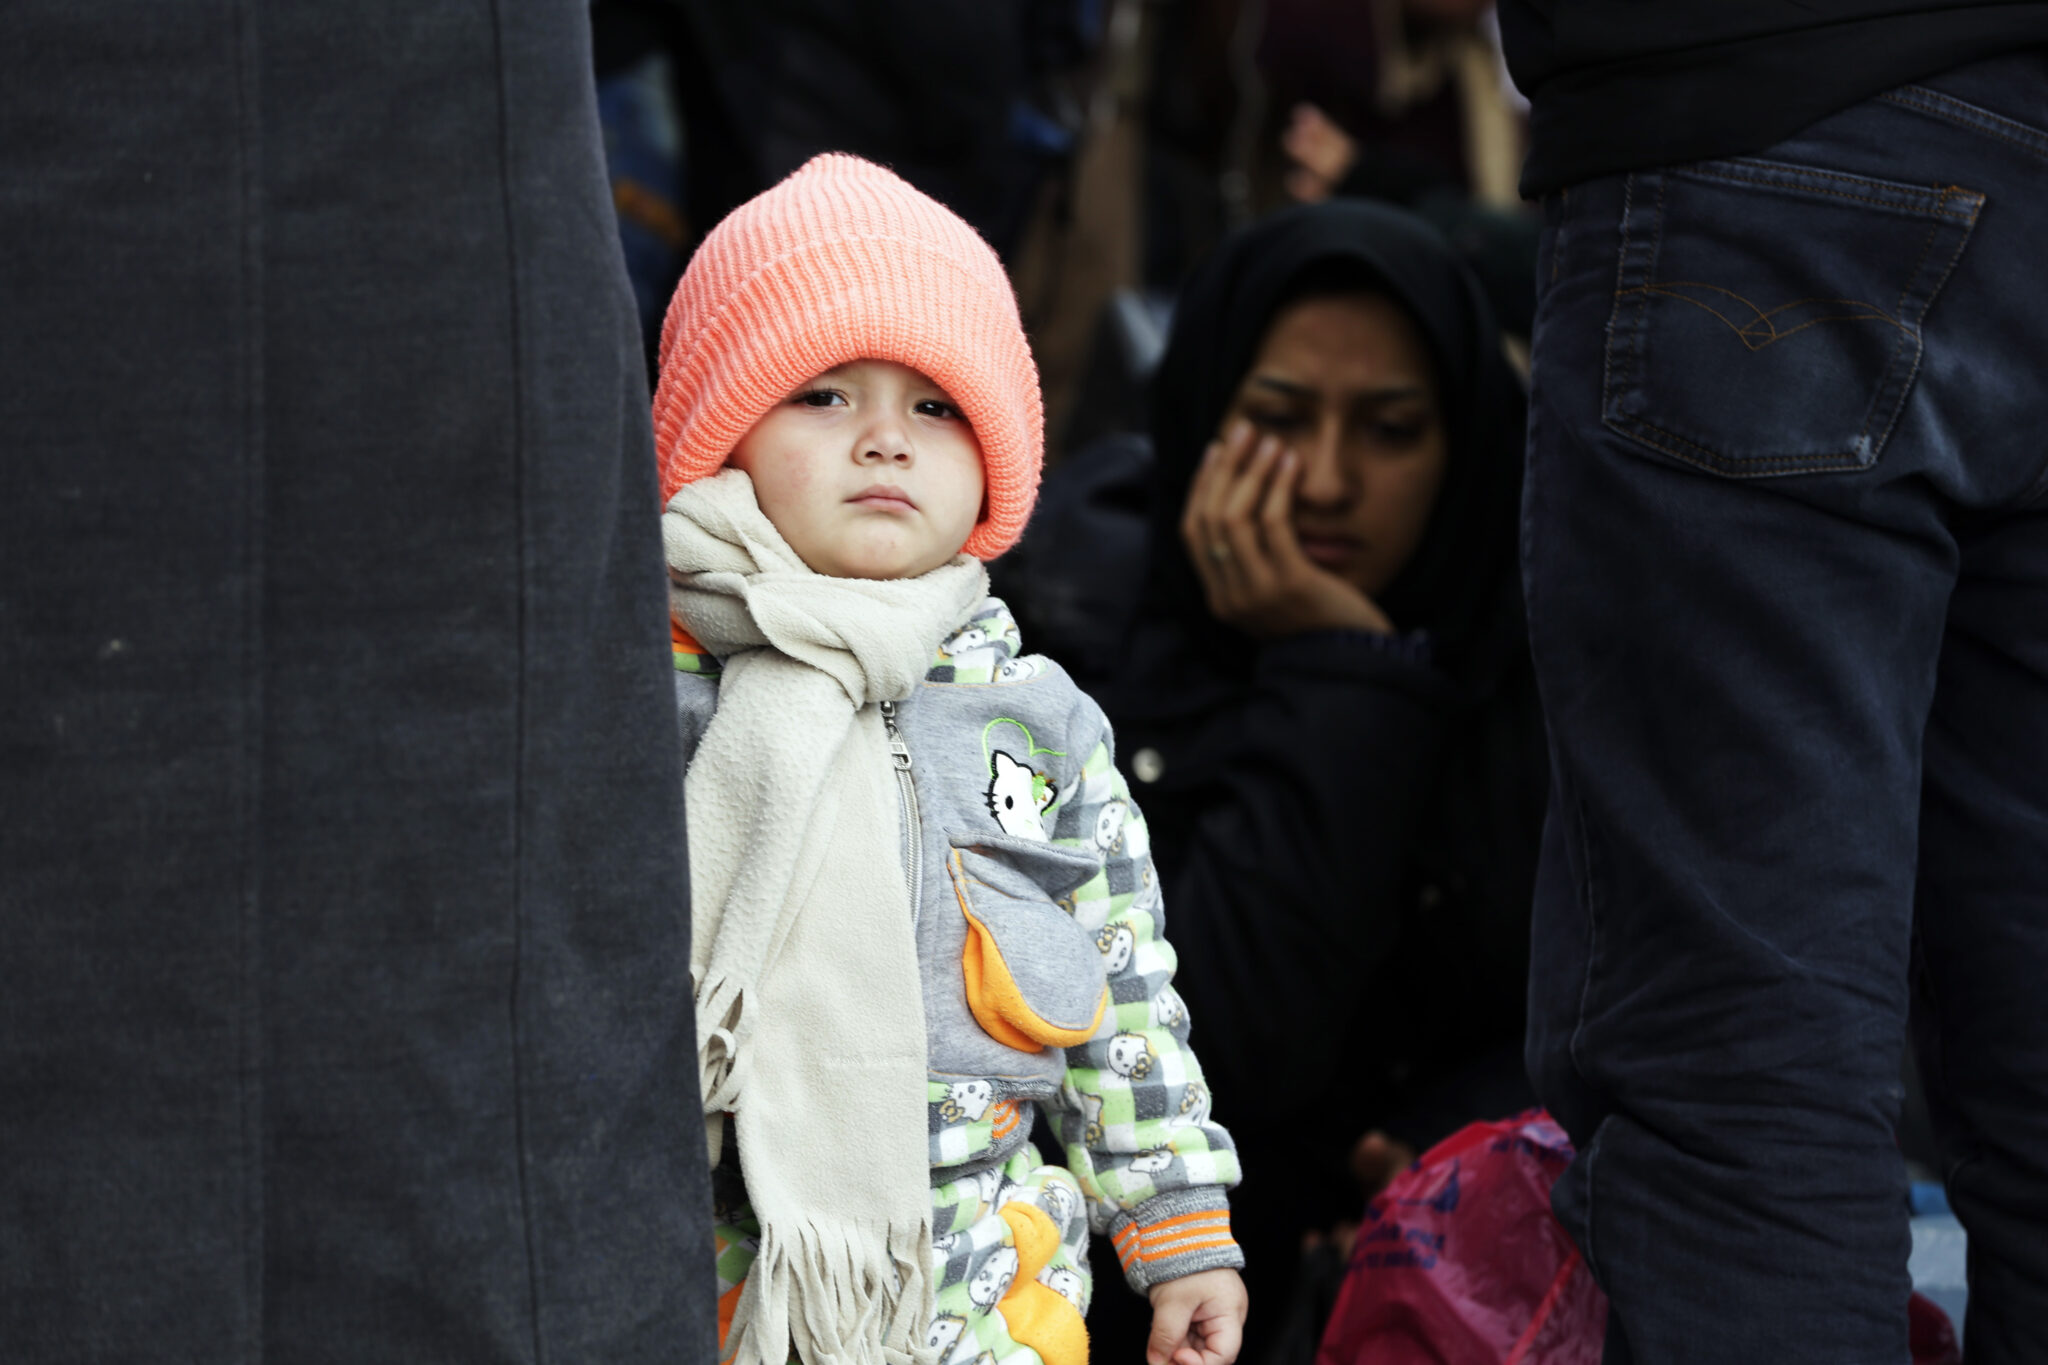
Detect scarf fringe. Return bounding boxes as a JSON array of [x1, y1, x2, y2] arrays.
[[669, 473, 982, 1365], [696, 971, 749, 1113], [725, 1214, 940, 1365]]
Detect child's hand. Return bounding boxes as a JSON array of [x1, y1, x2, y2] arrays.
[[1145, 1267, 1248, 1365]]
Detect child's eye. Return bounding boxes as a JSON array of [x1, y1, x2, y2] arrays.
[[794, 388, 846, 407], [914, 399, 964, 421]]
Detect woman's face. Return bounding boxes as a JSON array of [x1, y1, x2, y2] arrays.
[[1217, 293, 1448, 598]]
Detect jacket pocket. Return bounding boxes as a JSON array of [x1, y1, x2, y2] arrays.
[[1602, 156, 1981, 477], [947, 833, 1108, 1053]]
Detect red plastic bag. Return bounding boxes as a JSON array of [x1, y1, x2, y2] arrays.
[[1316, 1109, 1962, 1365], [1908, 1293, 1961, 1365], [1316, 1110, 1603, 1365]]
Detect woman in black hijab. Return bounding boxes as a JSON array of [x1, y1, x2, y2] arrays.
[[1070, 200, 1546, 1364]]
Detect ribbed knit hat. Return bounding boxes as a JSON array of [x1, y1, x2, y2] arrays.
[[653, 154, 1043, 561]]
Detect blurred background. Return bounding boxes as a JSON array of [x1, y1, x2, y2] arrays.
[[587, 10, 1548, 1363], [589, 0, 1536, 469], [587, 8, 1973, 1360]]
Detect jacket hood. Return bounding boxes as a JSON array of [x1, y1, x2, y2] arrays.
[[1141, 200, 1527, 679]]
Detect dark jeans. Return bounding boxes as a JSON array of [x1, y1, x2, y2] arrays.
[[1, 4, 713, 1361], [1523, 52, 2048, 1362]]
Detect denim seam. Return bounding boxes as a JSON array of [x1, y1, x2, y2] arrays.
[[1549, 187, 1569, 286], [1566, 795, 1601, 1099], [1578, 1104, 1607, 1284], [487, 1, 548, 1358], [1649, 169, 1668, 368], [1881, 86, 2048, 165], [1858, 206, 1948, 457], [232, 0, 266, 1353], [1865, 188, 1979, 460], [1677, 163, 1978, 221], [1598, 172, 1646, 449]]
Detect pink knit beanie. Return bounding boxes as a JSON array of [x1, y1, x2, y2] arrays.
[[652, 154, 1043, 561]]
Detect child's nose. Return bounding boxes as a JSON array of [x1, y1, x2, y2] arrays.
[[857, 414, 913, 463]]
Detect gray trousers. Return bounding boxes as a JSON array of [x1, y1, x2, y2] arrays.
[[0, 4, 714, 1360]]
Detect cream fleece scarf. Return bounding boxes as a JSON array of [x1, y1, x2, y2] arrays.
[[665, 469, 988, 1365]]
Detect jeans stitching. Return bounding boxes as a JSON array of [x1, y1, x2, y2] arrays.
[[1698, 159, 1944, 192], [1567, 796, 1600, 1096], [1675, 164, 1979, 219], [231, 0, 266, 1350], [1605, 172, 1663, 425], [486, 0, 547, 1355], [1861, 187, 1978, 459], [1881, 86, 2048, 164], [1609, 429, 1866, 473], [1648, 169, 1668, 365], [1605, 162, 1872, 474], [1601, 164, 1982, 476], [1598, 172, 1640, 438], [1550, 187, 1571, 286], [1615, 282, 1911, 347], [1854, 210, 1945, 453], [1552, 783, 1607, 1278], [1578, 1089, 1606, 1284], [1608, 174, 1848, 474]]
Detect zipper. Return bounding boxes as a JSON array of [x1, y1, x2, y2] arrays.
[[878, 699, 922, 923]]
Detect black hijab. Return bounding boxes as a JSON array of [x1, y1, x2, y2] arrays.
[[1140, 199, 1527, 681]]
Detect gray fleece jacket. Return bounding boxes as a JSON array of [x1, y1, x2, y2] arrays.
[[673, 596, 1242, 1292]]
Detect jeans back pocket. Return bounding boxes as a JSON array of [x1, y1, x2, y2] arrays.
[[1602, 157, 1982, 477]]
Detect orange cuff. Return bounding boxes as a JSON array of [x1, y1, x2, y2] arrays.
[[1108, 1196, 1242, 1290]]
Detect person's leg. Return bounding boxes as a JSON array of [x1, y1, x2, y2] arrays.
[[1525, 181, 1938, 1355], [254, 2, 713, 1358], [1, 7, 268, 1355], [1899, 60, 2048, 1361], [1, 3, 713, 1360], [1914, 506, 2048, 1359], [1522, 57, 2048, 1358]]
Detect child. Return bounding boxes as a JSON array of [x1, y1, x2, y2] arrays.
[[656, 154, 1245, 1365]]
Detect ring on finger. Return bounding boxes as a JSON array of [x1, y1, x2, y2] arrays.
[[1207, 542, 1232, 563]]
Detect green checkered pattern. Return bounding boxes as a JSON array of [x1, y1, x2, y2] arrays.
[[925, 1148, 1091, 1365], [685, 593, 1240, 1311], [922, 600, 1027, 685], [714, 1209, 760, 1303], [714, 1147, 1090, 1365], [673, 643, 722, 676], [1043, 735, 1241, 1225]]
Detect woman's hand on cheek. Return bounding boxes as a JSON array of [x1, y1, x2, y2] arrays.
[[1181, 421, 1395, 638]]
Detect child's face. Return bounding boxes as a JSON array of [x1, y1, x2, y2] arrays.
[[728, 360, 986, 580]]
